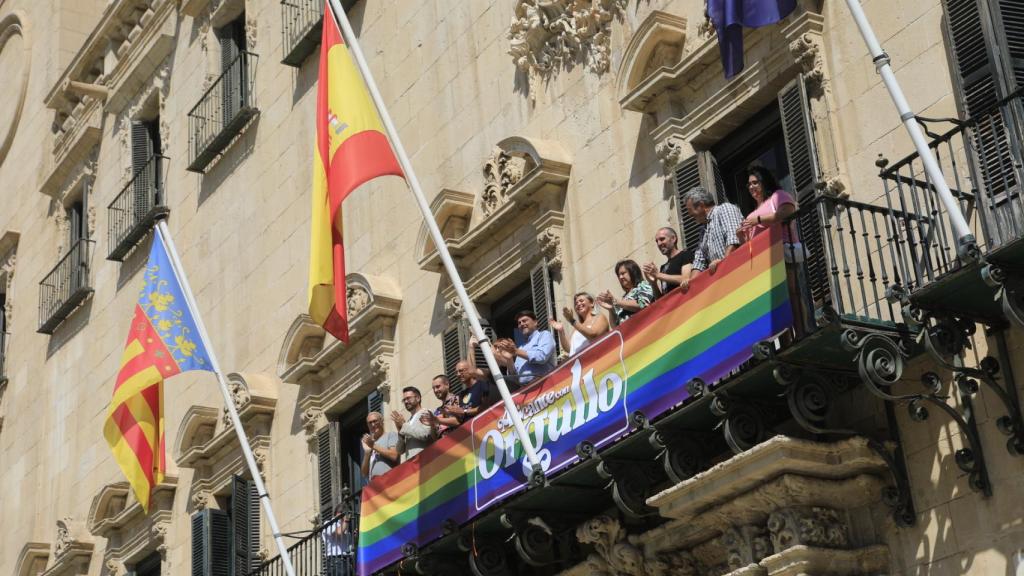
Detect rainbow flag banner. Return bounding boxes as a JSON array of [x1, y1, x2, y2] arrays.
[[357, 229, 792, 575]]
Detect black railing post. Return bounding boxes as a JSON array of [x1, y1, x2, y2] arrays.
[[187, 52, 259, 173], [38, 238, 95, 334]]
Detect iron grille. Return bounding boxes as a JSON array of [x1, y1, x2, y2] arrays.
[[107, 155, 169, 261], [187, 51, 259, 173], [38, 238, 94, 334]]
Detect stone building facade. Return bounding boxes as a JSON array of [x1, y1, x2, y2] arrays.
[[1, 0, 1023, 575]]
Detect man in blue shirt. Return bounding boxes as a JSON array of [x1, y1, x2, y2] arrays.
[[496, 310, 556, 386]]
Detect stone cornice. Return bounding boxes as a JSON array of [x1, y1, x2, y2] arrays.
[[415, 189, 475, 272], [616, 10, 687, 112], [88, 478, 177, 538]]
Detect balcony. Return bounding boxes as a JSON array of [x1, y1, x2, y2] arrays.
[[877, 91, 1024, 324], [107, 155, 169, 261], [281, 0, 323, 67], [258, 193, 937, 575], [186, 51, 259, 173], [249, 514, 355, 576], [38, 238, 94, 334]]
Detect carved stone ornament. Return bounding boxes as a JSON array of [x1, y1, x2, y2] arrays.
[[0, 242, 16, 325], [245, 14, 258, 51], [721, 524, 772, 572], [482, 147, 531, 217], [444, 296, 464, 322], [301, 407, 326, 439], [768, 506, 850, 553], [192, 490, 213, 510], [508, 0, 627, 98], [647, 548, 706, 576], [55, 518, 74, 558], [370, 354, 390, 381], [655, 137, 684, 173], [105, 558, 127, 576], [346, 285, 372, 319], [253, 447, 269, 480], [788, 32, 824, 99], [537, 228, 562, 271], [575, 515, 646, 576]]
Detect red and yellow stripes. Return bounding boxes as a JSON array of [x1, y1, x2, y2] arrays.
[[308, 1, 403, 342], [103, 305, 180, 512]]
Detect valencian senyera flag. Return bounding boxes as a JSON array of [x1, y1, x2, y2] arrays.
[[103, 226, 212, 512], [709, 0, 796, 78], [309, 0, 403, 343]]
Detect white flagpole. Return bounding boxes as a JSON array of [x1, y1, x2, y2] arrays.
[[843, 0, 977, 260], [325, 0, 544, 477], [156, 221, 297, 576]]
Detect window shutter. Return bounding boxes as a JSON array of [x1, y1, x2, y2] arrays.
[[529, 259, 554, 334], [442, 325, 463, 394], [131, 121, 156, 219], [778, 76, 829, 306], [366, 389, 384, 415], [219, 20, 245, 123], [191, 509, 231, 576], [317, 422, 342, 523], [674, 155, 703, 251], [231, 475, 259, 576], [69, 201, 85, 245]]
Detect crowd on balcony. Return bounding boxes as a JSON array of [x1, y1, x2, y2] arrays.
[[353, 166, 803, 479]]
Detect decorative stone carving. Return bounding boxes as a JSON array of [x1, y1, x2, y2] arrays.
[[767, 507, 849, 552], [105, 559, 127, 576], [253, 447, 269, 480], [0, 231, 17, 326], [346, 285, 372, 319], [370, 354, 390, 381], [191, 490, 213, 510], [697, 14, 715, 40], [444, 296, 465, 322], [576, 515, 645, 576], [376, 381, 391, 405], [55, 518, 74, 558], [245, 14, 258, 51], [537, 228, 562, 271], [655, 137, 684, 173], [648, 549, 706, 576], [301, 407, 326, 440], [482, 148, 531, 217], [508, 0, 627, 98], [721, 524, 772, 572], [789, 33, 824, 99]]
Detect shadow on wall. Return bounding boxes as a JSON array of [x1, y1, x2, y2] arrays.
[[46, 298, 93, 359], [197, 115, 260, 207], [628, 112, 662, 194], [116, 231, 155, 292]]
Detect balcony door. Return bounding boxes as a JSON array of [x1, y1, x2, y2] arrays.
[[218, 17, 247, 127], [131, 120, 161, 222]]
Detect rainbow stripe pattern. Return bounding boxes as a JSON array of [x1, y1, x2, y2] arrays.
[[357, 229, 792, 575]]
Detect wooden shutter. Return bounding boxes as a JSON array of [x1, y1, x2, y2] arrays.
[[191, 509, 231, 576], [131, 121, 157, 219], [366, 389, 384, 415], [530, 259, 554, 333], [442, 325, 463, 394], [778, 76, 828, 305], [231, 475, 259, 576], [674, 155, 703, 251], [317, 422, 342, 523], [219, 19, 245, 123], [68, 201, 85, 245]]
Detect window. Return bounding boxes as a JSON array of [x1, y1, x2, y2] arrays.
[[673, 75, 827, 302], [110, 118, 166, 261], [440, 259, 557, 393], [132, 552, 161, 576], [0, 290, 7, 384], [190, 476, 259, 576], [218, 17, 248, 124]]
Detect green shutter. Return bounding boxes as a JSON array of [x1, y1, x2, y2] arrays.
[[231, 476, 260, 576], [778, 76, 828, 306], [191, 509, 231, 576], [131, 121, 156, 220], [674, 155, 703, 251], [317, 422, 342, 523], [219, 19, 245, 124], [366, 389, 384, 415]]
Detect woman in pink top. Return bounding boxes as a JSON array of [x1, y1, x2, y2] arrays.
[[738, 166, 798, 243], [738, 166, 811, 335]]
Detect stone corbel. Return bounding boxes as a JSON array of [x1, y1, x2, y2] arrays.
[[575, 515, 646, 576], [0, 230, 19, 327], [191, 489, 213, 511], [46, 518, 94, 576], [301, 407, 327, 443], [444, 296, 465, 322]]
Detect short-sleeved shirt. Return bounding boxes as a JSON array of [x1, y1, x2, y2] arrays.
[[740, 189, 799, 243], [367, 431, 398, 479], [613, 281, 655, 323], [461, 378, 497, 413], [692, 203, 744, 271], [659, 250, 694, 294], [434, 393, 463, 436]]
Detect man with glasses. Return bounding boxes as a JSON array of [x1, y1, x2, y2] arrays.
[[680, 187, 743, 289], [360, 411, 398, 480], [391, 387, 436, 461]]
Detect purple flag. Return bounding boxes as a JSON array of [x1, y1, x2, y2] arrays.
[[709, 0, 797, 78]]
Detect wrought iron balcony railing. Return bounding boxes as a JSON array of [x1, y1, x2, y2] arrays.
[[878, 91, 1024, 293], [281, 0, 323, 67], [38, 238, 94, 334], [186, 51, 259, 173], [107, 155, 169, 261], [249, 515, 356, 576]]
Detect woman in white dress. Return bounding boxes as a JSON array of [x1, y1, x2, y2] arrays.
[[551, 292, 610, 356]]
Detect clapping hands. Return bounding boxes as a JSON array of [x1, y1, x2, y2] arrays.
[[390, 410, 406, 429]]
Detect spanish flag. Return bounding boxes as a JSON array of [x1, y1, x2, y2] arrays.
[[104, 225, 213, 512], [309, 1, 403, 342]]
